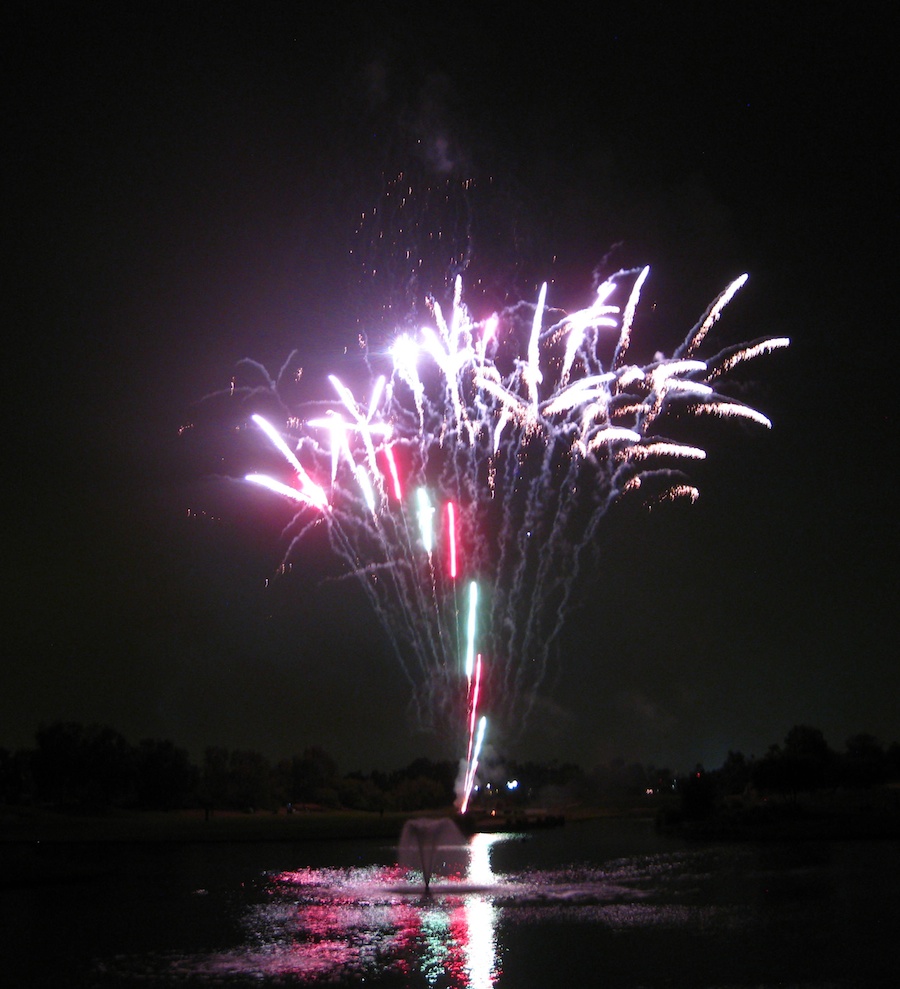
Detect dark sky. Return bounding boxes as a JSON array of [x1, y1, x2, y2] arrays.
[[5, 2, 895, 775]]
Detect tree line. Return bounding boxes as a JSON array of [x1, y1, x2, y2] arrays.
[[1, 721, 898, 815], [0, 722, 463, 813], [672, 725, 900, 823]]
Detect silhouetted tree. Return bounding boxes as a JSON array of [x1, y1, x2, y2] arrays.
[[752, 726, 837, 798], [228, 749, 272, 810], [887, 742, 900, 782], [678, 766, 715, 820], [134, 738, 197, 809], [198, 746, 272, 810], [840, 733, 886, 789], [281, 747, 339, 806], [200, 746, 231, 810], [716, 750, 752, 795], [0, 747, 31, 804], [782, 724, 837, 793], [33, 722, 133, 808], [336, 773, 385, 812], [392, 759, 457, 800], [388, 775, 441, 811], [752, 743, 788, 795]]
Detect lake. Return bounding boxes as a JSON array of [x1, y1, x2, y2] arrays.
[[2, 817, 898, 987]]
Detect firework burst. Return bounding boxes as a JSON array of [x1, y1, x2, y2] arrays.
[[232, 266, 787, 807]]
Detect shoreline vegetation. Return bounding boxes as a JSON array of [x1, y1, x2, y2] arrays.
[[0, 802, 620, 846], [655, 785, 900, 842], [4, 785, 900, 846], [4, 722, 900, 857], [3, 792, 900, 890], [0, 804, 421, 844]]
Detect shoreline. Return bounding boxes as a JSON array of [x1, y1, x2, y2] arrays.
[[9, 796, 899, 848], [0, 805, 423, 845], [0, 802, 637, 846]]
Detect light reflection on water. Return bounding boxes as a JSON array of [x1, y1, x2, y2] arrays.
[[115, 830, 753, 987], [170, 833, 509, 986], [59, 822, 900, 987]]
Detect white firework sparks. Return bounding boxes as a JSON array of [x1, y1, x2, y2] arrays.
[[232, 267, 786, 788]]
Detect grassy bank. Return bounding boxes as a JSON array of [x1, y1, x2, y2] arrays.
[[0, 805, 428, 844], [0, 801, 652, 846]]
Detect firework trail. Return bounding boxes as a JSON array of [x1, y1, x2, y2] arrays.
[[235, 267, 788, 805]]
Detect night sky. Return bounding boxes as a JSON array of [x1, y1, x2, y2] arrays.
[[5, 3, 895, 775]]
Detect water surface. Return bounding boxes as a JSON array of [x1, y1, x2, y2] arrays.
[[2, 817, 898, 987]]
